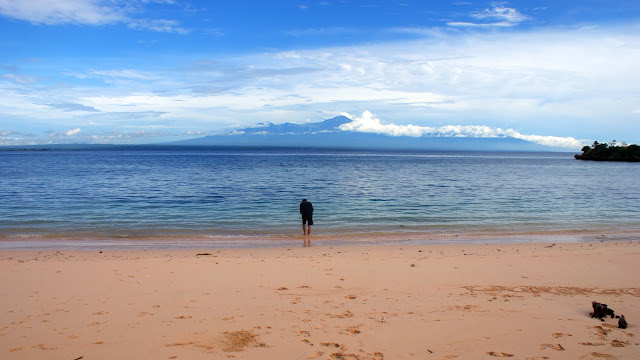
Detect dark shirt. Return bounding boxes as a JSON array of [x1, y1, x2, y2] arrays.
[[300, 202, 314, 216]]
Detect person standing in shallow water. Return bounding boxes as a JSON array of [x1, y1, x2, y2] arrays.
[[300, 199, 314, 236]]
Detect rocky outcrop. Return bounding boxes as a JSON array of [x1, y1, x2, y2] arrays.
[[575, 143, 640, 162]]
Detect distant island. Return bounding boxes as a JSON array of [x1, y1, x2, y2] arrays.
[[575, 141, 640, 162]]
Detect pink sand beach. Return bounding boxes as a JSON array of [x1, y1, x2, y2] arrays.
[[1, 240, 639, 359]]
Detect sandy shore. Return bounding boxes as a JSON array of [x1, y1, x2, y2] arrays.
[[1, 241, 639, 359]]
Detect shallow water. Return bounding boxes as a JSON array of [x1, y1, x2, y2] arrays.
[[1, 147, 639, 248]]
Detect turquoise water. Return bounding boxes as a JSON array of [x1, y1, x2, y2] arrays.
[[1, 148, 639, 248]]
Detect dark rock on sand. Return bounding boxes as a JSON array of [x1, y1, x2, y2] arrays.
[[591, 301, 615, 319], [618, 315, 628, 329]]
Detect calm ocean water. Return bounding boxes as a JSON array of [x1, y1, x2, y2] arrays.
[[1, 147, 639, 248]]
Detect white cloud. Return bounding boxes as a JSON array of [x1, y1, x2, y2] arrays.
[[503, 130, 584, 149], [0, 130, 26, 146], [64, 128, 81, 136], [0, 0, 124, 25], [46, 103, 98, 112], [77, 69, 158, 81], [447, 21, 514, 28], [472, 5, 528, 23], [90, 129, 176, 142], [448, 4, 529, 27], [2, 23, 639, 145], [339, 111, 584, 149], [340, 110, 435, 137], [0, 0, 186, 33], [285, 27, 361, 37], [127, 19, 189, 34], [3, 73, 39, 84]]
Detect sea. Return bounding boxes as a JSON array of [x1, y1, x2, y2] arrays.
[[1, 147, 639, 249]]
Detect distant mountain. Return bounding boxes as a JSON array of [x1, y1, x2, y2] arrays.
[[239, 115, 352, 135], [170, 115, 557, 151]]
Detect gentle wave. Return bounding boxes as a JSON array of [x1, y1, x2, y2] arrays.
[[1, 148, 639, 249]]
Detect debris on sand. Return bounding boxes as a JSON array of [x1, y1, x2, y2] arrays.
[[618, 315, 628, 329], [590, 301, 615, 320]]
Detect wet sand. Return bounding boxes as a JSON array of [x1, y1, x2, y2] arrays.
[[1, 241, 639, 359]]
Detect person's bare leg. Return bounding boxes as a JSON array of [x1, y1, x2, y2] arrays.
[[307, 225, 311, 235], [302, 224, 307, 235]]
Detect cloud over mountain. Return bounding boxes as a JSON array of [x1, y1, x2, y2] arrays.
[[175, 112, 584, 150], [339, 111, 583, 149]]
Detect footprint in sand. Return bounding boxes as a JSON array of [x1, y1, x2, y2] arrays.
[[344, 326, 361, 335], [586, 353, 618, 359], [328, 311, 354, 319], [552, 333, 572, 338], [36, 344, 58, 350], [592, 326, 612, 340], [329, 353, 360, 359], [538, 344, 565, 351], [487, 351, 514, 357], [219, 330, 264, 352], [291, 297, 302, 304], [611, 340, 629, 347], [307, 351, 324, 359]]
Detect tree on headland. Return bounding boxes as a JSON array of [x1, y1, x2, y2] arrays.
[[575, 141, 640, 162]]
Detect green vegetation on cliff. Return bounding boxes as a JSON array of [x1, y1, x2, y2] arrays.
[[575, 141, 640, 162]]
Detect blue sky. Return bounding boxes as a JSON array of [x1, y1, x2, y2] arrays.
[[1, 0, 639, 148]]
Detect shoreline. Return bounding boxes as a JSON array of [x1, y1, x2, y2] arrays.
[[2, 241, 639, 359], [1, 228, 639, 250]]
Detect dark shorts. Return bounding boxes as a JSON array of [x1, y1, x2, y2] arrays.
[[302, 215, 313, 225]]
